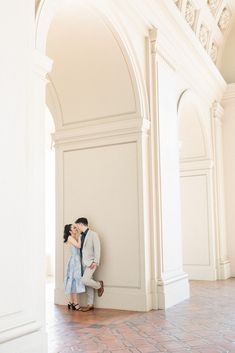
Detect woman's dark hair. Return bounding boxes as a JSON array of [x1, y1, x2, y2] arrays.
[[64, 224, 72, 243], [75, 217, 88, 226]]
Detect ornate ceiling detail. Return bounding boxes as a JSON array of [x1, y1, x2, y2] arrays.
[[172, 0, 234, 66], [185, 0, 196, 28], [218, 7, 232, 31], [199, 24, 210, 48], [207, 0, 220, 14], [210, 42, 218, 62]]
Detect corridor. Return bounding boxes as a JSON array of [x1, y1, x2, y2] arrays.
[[47, 279, 235, 353]]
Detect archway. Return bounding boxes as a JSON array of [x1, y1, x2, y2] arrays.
[[178, 90, 217, 280], [36, 0, 151, 311]]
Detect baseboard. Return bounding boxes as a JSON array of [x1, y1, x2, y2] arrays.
[[157, 272, 190, 309], [55, 287, 153, 312], [184, 265, 217, 280], [218, 260, 231, 280]]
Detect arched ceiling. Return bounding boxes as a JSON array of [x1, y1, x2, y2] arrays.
[[46, 2, 137, 127], [220, 20, 235, 83], [36, 0, 235, 83]]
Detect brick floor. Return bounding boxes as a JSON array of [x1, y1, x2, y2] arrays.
[[46, 278, 235, 353]]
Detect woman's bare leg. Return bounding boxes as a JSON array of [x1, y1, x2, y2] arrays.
[[71, 293, 78, 305]]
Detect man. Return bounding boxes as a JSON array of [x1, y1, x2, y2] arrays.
[[75, 217, 104, 312]]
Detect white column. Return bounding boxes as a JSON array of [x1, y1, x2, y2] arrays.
[[211, 102, 231, 279], [222, 84, 235, 277], [31, 49, 53, 345], [148, 29, 189, 309], [0, 4, 51, 351]]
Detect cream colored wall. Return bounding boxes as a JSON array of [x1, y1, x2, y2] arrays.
[[179, 89, 230, 280], [55, 134, 151, 311], [220, 23, 235, 83], [178, 92, 217, 280], [63, 143, 140, 289], [36, 0, 230, 315], [154, 54, 190, 308], [46, 3, 137, 127], [0, 0, 233, 351], [45, 2, 153, 311]]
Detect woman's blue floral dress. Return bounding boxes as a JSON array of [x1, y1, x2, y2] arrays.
[[64, 245, 85, 294]]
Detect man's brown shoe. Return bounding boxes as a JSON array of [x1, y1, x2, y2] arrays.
[[81, 305, 94, 312], [98, 281, 104, 297]]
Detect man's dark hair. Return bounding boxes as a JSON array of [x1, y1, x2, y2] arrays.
[[75, 217, 88, 226]]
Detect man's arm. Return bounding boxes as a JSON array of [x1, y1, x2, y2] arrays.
[[67, 235, 81, 248], [93, 232, 101, 266]]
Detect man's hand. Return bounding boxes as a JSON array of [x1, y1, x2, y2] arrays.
[[89, 262, 97, 270]]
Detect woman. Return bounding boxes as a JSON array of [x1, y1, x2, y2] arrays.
[[63, 223, 85, 310]]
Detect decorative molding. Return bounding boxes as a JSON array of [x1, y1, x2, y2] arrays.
[[210, 42, 218, 63], [157, 271, 188, 286], [211, 100, 231, 280], [174, 0, 180, 6], [208, 0, 221, 14], [157, 273, 189, 309], [171, 0, 233, 65], [55, 287, 152, 311], [132, 1, 226, 103], [180, 168, 218, 280], [53, 116, 150, 146], [199, 24, 210, 48], [222, 83, 235, 103], [212, 101, 224, 122], [180, 158, 214, 171], [184, 0, 197, 28], [62, 141, 142, 290], [218, 7, 232, 32], [0, 320, 42, 344]]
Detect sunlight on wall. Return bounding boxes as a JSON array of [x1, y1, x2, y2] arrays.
[[45, 106, 55, 277]]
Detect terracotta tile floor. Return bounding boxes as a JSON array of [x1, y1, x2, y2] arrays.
[[46, 278, 235, 353]]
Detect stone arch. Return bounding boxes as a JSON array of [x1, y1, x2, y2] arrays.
[[35, 0, 151, 311], [178, 90, 216, 281], [36, 0, 148, 127], [177, 89, 209, 161]]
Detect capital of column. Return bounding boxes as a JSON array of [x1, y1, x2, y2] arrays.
[[34, 50, 53, 82], [212, 101, 224, 123]]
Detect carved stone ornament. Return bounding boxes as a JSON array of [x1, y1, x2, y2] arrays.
[[185, 0, 196, 27], [210, 42, 218, 63], [218, 7, 231, 31], [199, 25, 209, 48], [207, 0, 220, 13]]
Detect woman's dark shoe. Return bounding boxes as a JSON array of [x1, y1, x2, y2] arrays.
[[72, 303, 81, 311], [68, 302, 73, 310]]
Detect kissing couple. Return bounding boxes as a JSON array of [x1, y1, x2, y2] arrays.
[[63, 217, 104, 312]]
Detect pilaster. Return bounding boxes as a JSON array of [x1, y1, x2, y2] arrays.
[[211, 101, 231, 279]]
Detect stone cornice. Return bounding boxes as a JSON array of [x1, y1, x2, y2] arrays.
[[126, 0, 226, 102], [53, 117, 150, 145]]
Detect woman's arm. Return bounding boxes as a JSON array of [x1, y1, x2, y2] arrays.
[[68, 235, 81, 248]]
